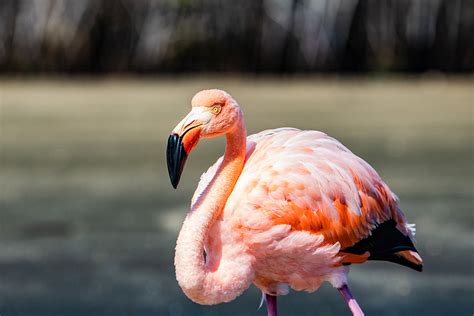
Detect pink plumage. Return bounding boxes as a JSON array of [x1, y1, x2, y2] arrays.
[[166, 89, 422, 316]]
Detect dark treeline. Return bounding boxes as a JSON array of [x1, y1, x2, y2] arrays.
[[0, 0, 472, 74]]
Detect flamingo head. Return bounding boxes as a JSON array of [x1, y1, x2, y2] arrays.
[[167, 89, 241, 188]]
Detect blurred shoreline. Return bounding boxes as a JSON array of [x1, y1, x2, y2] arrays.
[[1, 73, 473, 85]]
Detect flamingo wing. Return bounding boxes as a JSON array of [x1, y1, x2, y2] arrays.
[[223, 128, 421, 269]]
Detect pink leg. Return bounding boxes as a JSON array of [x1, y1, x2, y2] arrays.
[[265, 294, 278, 316], [337, 284, 364, 316]]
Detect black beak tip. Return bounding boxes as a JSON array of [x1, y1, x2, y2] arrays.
[[166, 133, 188, 189], [171, 178, 179, 190]]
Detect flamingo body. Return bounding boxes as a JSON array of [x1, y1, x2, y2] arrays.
[[195, 128, 416, 295]]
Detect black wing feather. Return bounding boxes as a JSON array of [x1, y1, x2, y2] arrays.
[[342, 219, 422, 272]]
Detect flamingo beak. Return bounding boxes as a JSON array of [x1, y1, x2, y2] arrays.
[[166, 108, 211, 189], [166, 133, 189, 189]]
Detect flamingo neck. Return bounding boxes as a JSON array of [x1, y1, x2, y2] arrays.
[[174, 114, 254, 304]]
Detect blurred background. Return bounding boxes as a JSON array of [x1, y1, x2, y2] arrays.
[[1, 0, 473, 73], [0, 1, 473, 315]]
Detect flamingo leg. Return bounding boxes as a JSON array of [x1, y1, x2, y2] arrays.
[[265, 294, 278, 316], [337, 284, 364, 316]]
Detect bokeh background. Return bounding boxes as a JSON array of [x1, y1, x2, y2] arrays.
[[0, 1, 473, 315]]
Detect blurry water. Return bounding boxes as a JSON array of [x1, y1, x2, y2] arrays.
[[0, 78, 472, 315]]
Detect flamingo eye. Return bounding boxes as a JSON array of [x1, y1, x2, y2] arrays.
[[210, 105, 221, 115]]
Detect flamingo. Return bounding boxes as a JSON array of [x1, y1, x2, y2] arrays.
[[166, 89, 423, 316]]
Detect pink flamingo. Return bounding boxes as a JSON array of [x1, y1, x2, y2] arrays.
[[166, 89, 423, 316]]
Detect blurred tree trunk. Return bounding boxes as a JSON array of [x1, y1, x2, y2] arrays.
[[280, 0, 300, 73]]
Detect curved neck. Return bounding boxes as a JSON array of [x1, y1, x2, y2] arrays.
[[175, 114, 254, 304]]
